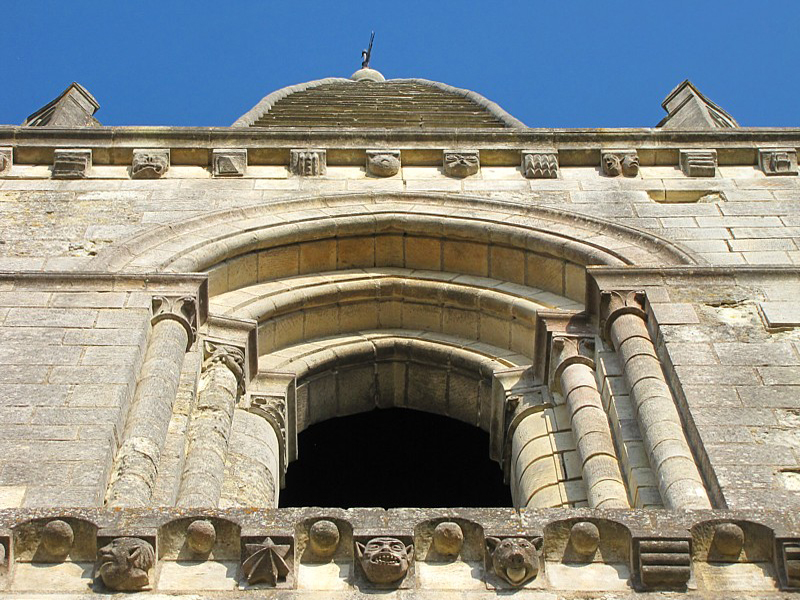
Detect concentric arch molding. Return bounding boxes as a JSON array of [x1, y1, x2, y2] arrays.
[[88, 192, 700, 273]]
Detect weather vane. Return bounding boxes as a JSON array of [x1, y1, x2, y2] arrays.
[[361, 31, 375, 69]]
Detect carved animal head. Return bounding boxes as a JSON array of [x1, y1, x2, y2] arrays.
[[356, 537, 413, 584], [603, 154, 622, 177], [368, 152, 401, 177], [97, 537, 155, 591], [444, 152, 479, 177], [486, 536, 541, 586], [621, 153, 639, 177]]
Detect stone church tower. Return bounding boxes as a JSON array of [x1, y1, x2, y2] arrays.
[[0, 68, 798, 596]]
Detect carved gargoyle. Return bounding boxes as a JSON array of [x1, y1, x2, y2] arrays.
[[241, 537, 292, 586], [356, 537, 414, 584], [96, 537, 155, 591], [486, 536, 541, 586]]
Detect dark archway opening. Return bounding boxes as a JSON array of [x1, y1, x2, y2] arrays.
[[279, 408, 512, 508]]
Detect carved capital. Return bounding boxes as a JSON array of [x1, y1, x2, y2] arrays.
[[601, 150, 638, 177], [759, 148, 798, 176], [290, 149, 326, 176], [52, 148, 92, 179], [366, 149, 401, 177], [249, 393, 288, 472], [549, 335, 595, 393], [0, 147, 11, 175], [522, 151, 558, 179], [599, 290, 646, 341], [443, 150, 480, 178], [203, 341, 246, 393], [151, 295, 198, 349], [212, 149, 247, 177], [680, 149, 717, 177], [131, 149, 170, 179]]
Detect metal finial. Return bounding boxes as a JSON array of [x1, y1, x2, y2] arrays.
[[361, 31, 375, 69]]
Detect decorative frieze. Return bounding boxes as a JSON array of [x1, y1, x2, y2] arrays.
[[522, 150, 559, 179], [366, 149, 401, 177], [212, 148, 247, 177], [131, 148, 170, 179], [759, 148, 798, 176], [96, 537, 156, 591], [680, 149, 717, 177], [0, 147, 11, 174], [601, 149, 639, 177], [635, 539, 691, 589], [290, 148, 326, 176], [443, 149, 480, 177], [52, 148, 92, 179]]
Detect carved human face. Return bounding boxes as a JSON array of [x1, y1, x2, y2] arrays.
[[486, 537, 540, 586], [603, 154, 622, 177], [97, 537, 154, 591], [621, 154, 639, 177], [356, 537, 413, 584], [444, 152, 479, 177]]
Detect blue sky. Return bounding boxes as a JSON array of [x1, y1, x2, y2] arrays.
[[2, 1, 798, 128]]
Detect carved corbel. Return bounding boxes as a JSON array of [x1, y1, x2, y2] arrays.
[[52, 148, 92, 179], [212, 149, 247, 177], [443, 150, 480, 177], [0, 147, 11, 175], [151, 295, 198, 350], [599, 290, 647, 343], [366, 149, 401, 177], [680, 149, 717, 177], [521, 150, 559, 179], [290, 149, 326, 176], [759, 148, 798, 176], [601, 150, 639, 177], [131, 149, 170, 179], [203, 341, 247, 394]]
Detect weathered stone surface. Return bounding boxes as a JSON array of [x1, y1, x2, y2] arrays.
[[680, 149, 717, 177], [443, 150, 479, 177], [522, 151, 558, 179], [290, 149, 326, 176], [131, 149, 170, 179], [52, 149, 91, 179], [759, 148, 798, 176], [366, 149, 401, 177], [601, 150, 638, 177], [212, 149, 247, 177], [0, 147, 11, 174]]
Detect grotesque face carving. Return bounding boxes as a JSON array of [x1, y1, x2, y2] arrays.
[[602, 153, 623, 177], [621, 153, 639, 177], [367, 151, 401, 177], [444, 152, 480, 178], [132, 152, 169, 179], [97, 537, 155, 591], [356, 537, 413, 584], [486, 536, 541, 586]]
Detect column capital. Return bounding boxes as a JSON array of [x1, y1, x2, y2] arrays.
[[599, 290, 647, 342], [549, 335, 595, 395], [151, 295, 198, 350], [203, 341, 246, 394], [203, 314, 258, 390]]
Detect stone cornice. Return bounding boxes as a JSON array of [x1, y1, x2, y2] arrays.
[[2, 126, 800, 167]]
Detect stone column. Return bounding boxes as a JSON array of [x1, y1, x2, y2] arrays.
[[601, 291, 711, 509], [176, 341, 245, 507], [219, 393, 285, 508], [550, 335, 629, 509], [106, 296, 196, 507]]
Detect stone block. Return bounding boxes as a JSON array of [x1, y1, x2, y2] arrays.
[[758, 302, 800, 330], [680, 149, 717, 177], [521, 151, 559, 179], [0, 147, 11, 174], [636, 539, 691, 589], [212, 149, 247, 177], [290, 149, 326, 176], [52, 149, 92, 179], [759, 148, 798, 176], [131, 149, 170, 179]]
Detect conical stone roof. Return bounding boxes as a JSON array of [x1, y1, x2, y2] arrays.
[[233, 76, 525, 128]]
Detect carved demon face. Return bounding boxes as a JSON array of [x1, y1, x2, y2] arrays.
[[486, 536, 540, 586], [356, 537, 413, 584], [602, 153, 622, 177], [97, 537, 155, 591], [444, 152, 479, 177]]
